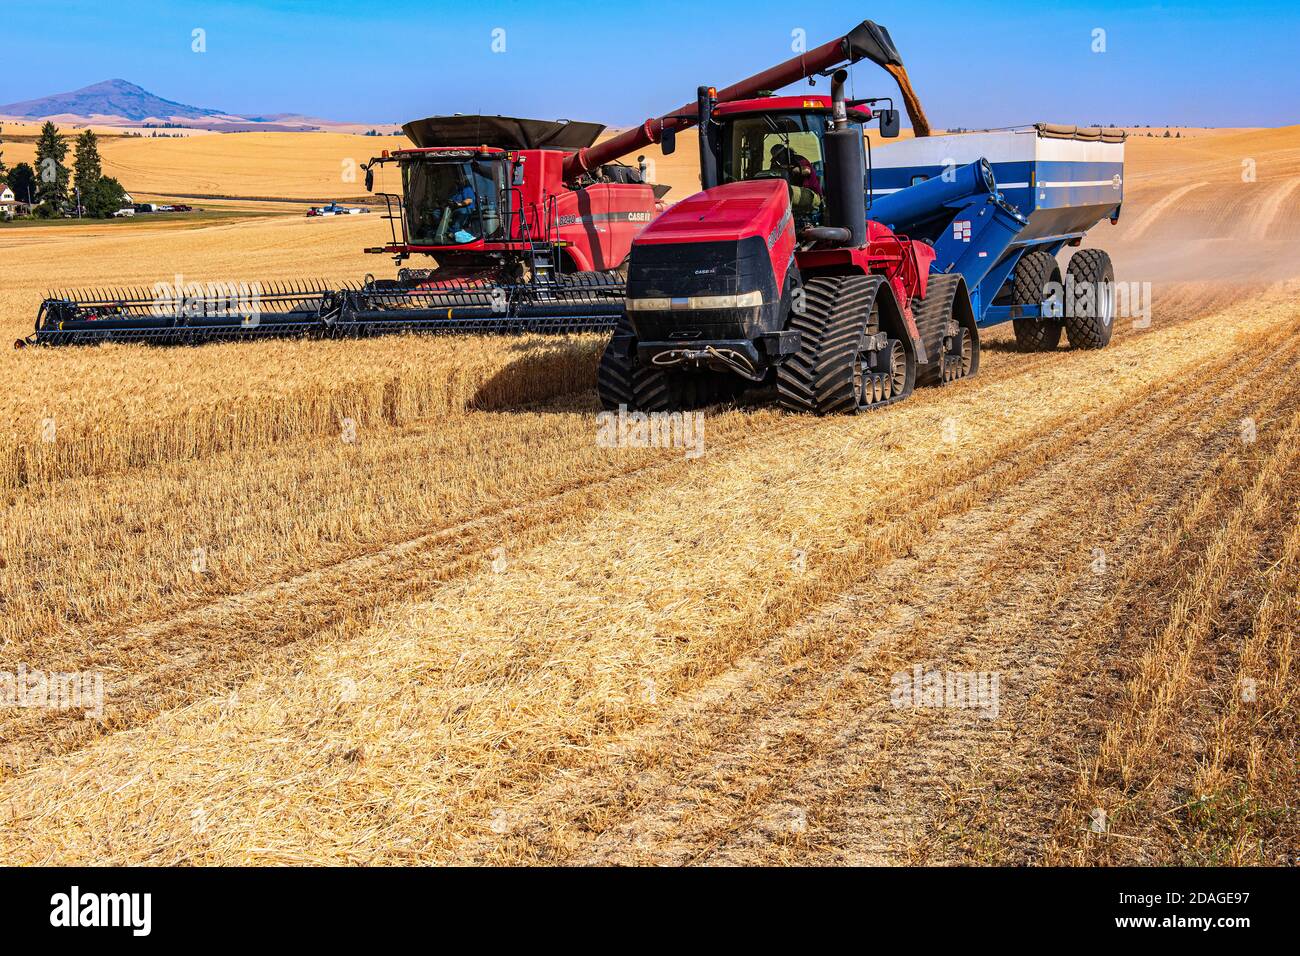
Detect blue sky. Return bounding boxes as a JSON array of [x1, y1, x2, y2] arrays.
[[3, 1, 1297, 128]]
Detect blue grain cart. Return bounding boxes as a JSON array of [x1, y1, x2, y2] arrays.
[[869, 124, 1125, 350]]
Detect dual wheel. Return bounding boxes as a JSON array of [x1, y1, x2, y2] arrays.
[[1011, 248, 1115, 351]]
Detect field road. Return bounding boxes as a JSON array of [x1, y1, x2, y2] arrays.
[[0, 127, 1296, 865]]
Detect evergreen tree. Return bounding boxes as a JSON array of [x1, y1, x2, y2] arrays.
[[8, 162, 37, 205], [33, 121, 70, 214], [73, 129, 104, 214]]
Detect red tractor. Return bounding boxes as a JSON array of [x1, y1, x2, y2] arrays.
[[597, 27, 978, 414]]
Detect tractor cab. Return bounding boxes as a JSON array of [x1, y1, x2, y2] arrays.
[[712, 96, 882, 232]]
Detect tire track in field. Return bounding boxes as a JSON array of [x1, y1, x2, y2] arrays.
[[1045, 398, 1300, 864], [1251, 176, 1300, 239], [782, 342, 1300, 866], [0, 314, 1105, 772], [454, 319, 1297, 864], [1123, 181, 1209, 240], [584, 326, 1299, 865]]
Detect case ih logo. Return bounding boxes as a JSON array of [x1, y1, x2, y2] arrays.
[[558, 212, 653, 226], [952, 220, 972, 242]]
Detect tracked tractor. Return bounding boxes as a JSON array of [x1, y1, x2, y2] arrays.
[[597, 22, 1123, 414], [598, 42, 965, 414]]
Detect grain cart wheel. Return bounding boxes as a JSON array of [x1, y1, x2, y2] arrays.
[[1009, 250, 1064, 352], [915, 273, 980, 387], [777, 275, 914, 415], [597, 315, 638, 410], [1064, 249, 1116, 349]]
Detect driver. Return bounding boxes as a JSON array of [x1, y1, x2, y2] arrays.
[[769, 144, 822, 197], [447, 177, 477, 243]]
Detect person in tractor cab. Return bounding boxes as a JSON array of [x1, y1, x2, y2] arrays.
[[770, 144, 822, 197], [769, 143, 823, 224]]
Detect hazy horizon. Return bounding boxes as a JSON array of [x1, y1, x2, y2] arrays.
[[3, 1, 1297, 129]]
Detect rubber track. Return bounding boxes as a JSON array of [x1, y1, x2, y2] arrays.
[[914, 273, 961, 387], [777, 275, 889, 415], [596, 317, 636, 410]]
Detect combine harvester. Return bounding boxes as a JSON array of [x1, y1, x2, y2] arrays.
[[599, 31, 1125, 412], [21, 23, 927, 347]]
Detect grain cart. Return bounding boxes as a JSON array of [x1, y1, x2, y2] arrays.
[[868, 124, 1125, 351]]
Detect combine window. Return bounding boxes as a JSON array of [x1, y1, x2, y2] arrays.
[[403, 157, 506, 245], [720, 112, 827, 227]]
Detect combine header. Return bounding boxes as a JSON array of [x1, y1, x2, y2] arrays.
[[20, 22, 928, 348]]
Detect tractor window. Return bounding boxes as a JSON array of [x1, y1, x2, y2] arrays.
[[720, 112, 827, 227], [403, 157, 505, 245]]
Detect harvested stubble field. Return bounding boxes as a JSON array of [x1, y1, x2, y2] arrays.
[[0, 125, 1297, 865]]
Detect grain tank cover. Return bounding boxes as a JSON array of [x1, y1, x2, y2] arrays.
[[402, 115, 606, 151]]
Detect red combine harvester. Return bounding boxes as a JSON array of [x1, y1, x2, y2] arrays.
[[23, 21, 930, 346], [597, 24, 964, 414]]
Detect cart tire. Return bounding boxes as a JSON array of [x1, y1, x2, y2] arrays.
[[1064, 249, 1116, 349], [1009, 250, 1064, 352]]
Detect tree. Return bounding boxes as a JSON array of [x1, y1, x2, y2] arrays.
[[8, 162, 37, 206], [33, 121, 70, 214], [0, 123, 7, 185], [73, 129, 104, 214], [87, 176, 127, 218]]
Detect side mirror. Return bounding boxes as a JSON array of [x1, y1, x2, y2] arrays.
[[879, 109, 901, 139], [364, 166, 374, 192], [661, 128, 677, 156]]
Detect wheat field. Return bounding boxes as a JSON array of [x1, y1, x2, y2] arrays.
[[0, 124, 1296, 865]]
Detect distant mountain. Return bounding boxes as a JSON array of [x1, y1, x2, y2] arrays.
[[0, 79, 378, 131], [0, 79, 225, 122]]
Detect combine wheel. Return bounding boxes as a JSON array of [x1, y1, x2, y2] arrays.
[[596, 315, 638, 410], [1009, 250, 1064, 352], [914, 273, 980, 387], [1063, 249, 1116, 349], [776, 275, 914, 415]]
